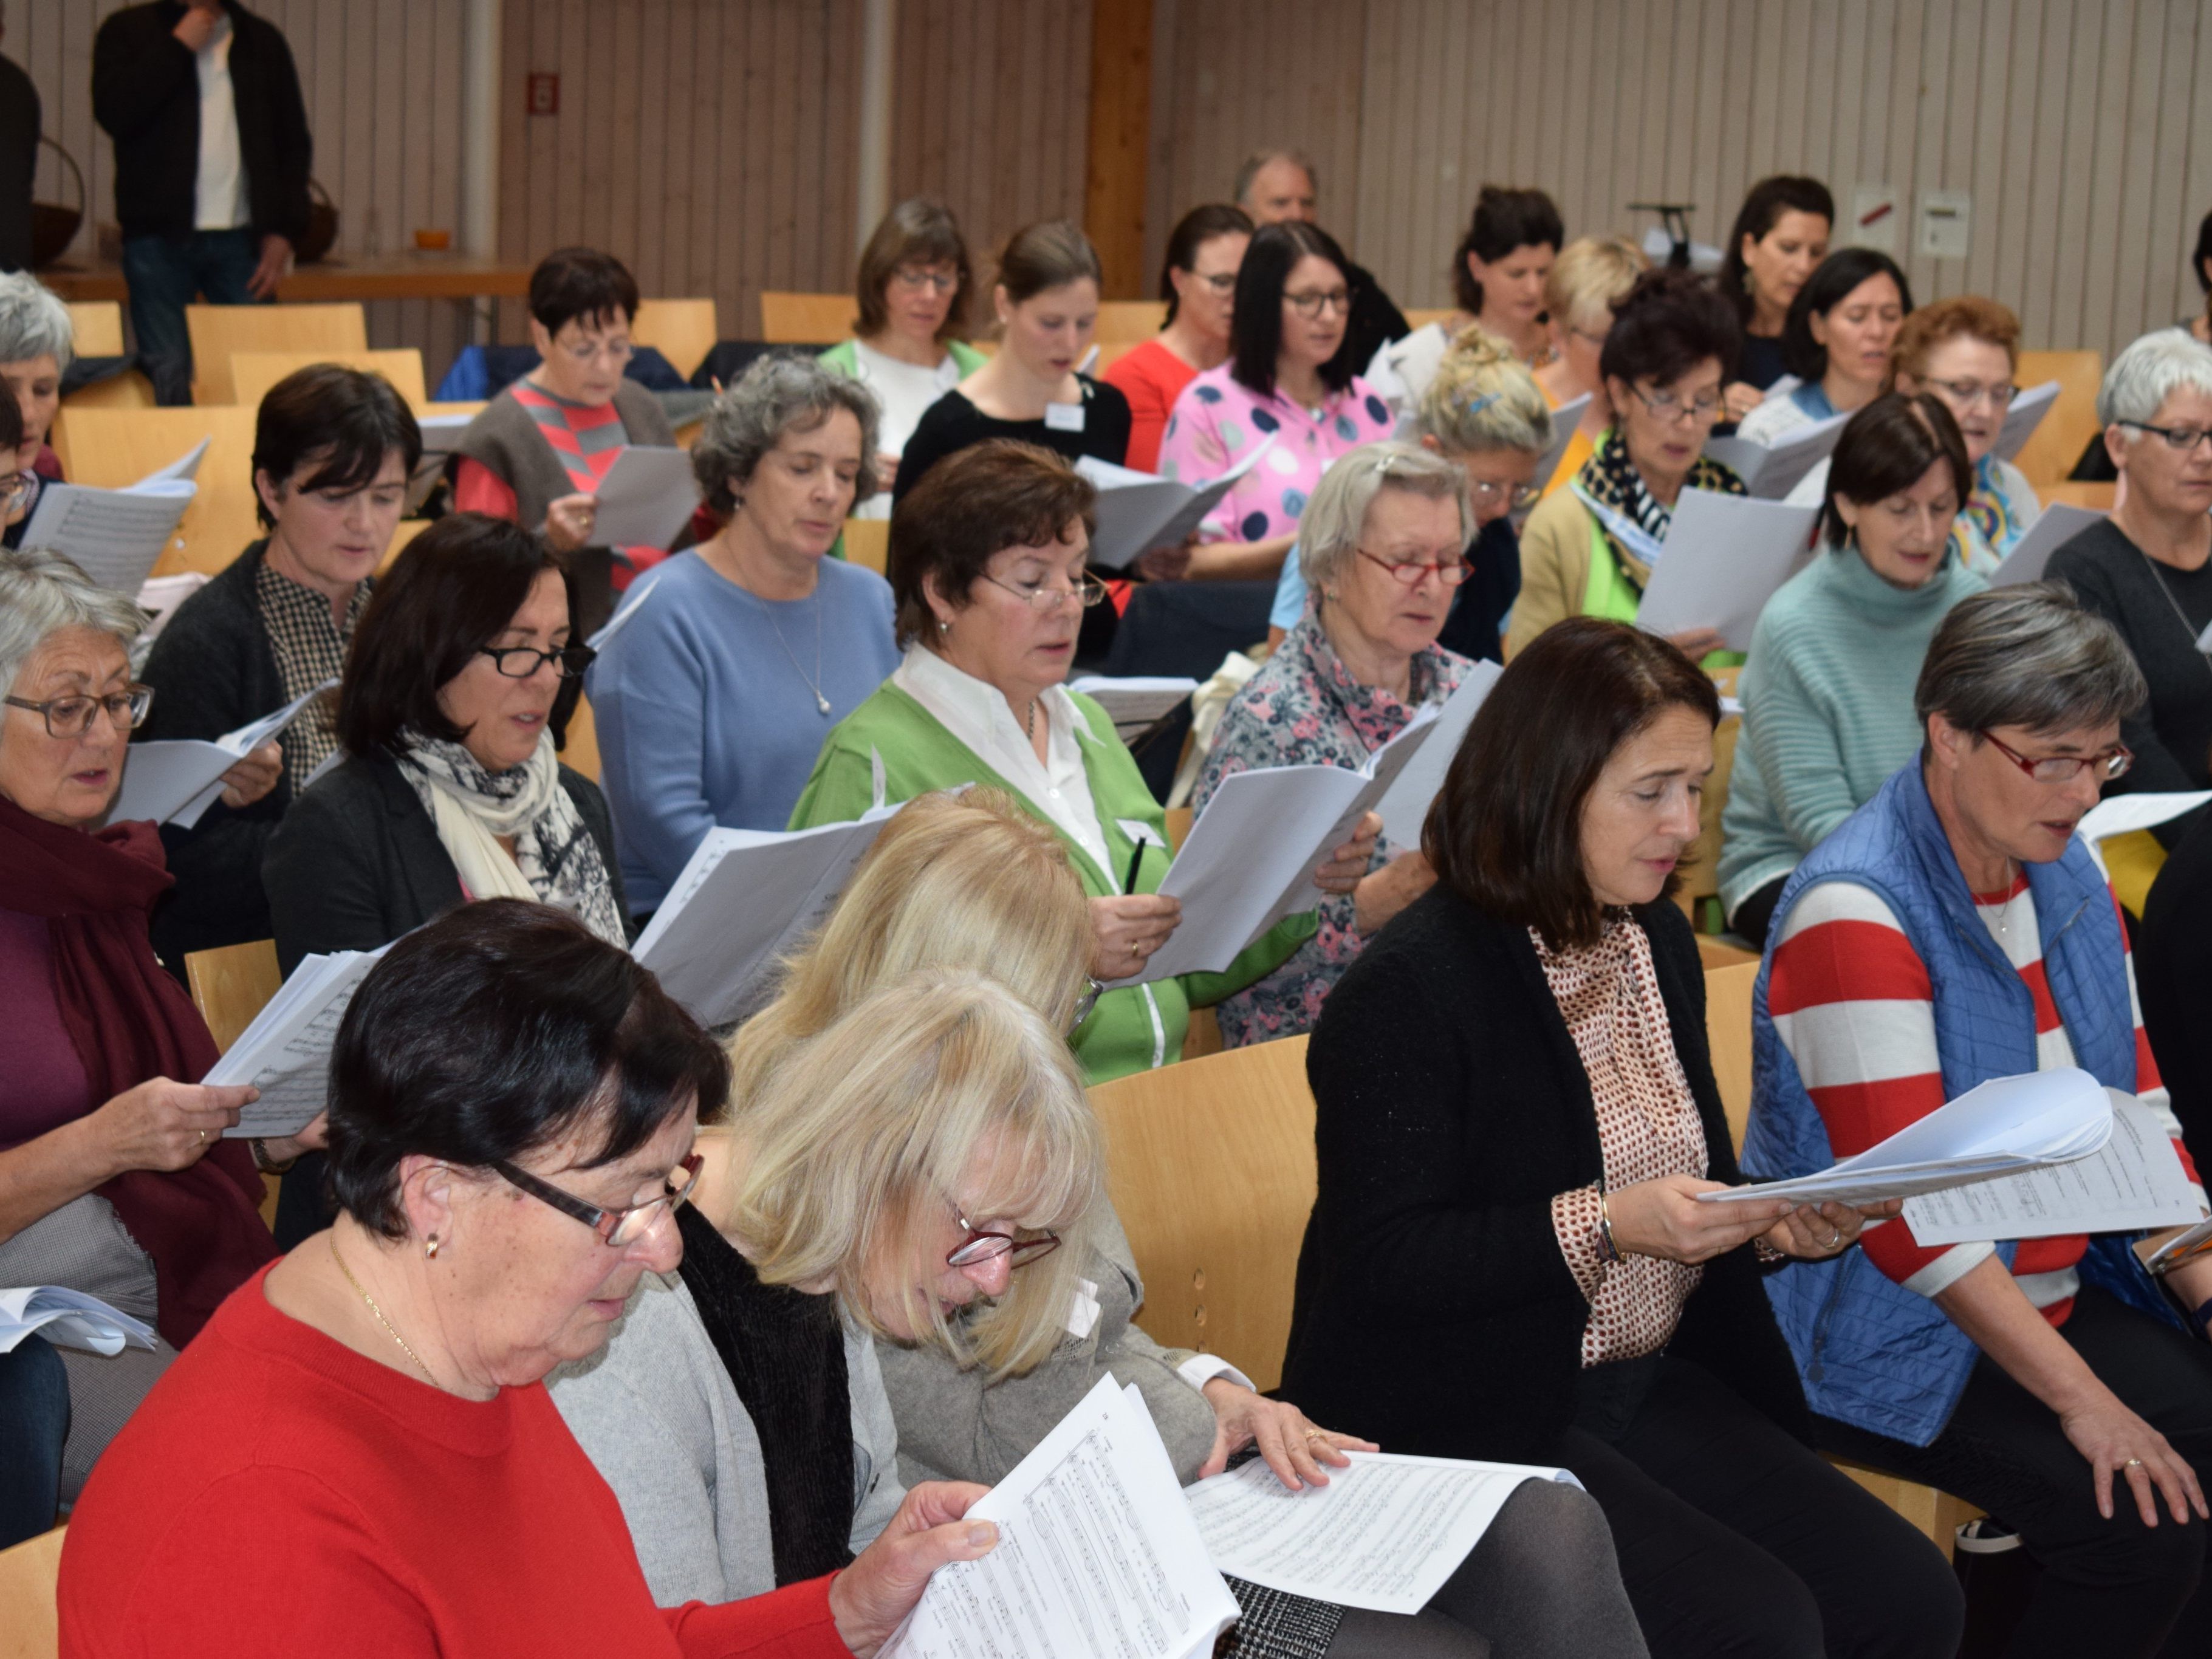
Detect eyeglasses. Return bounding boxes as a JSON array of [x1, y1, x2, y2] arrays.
[[1190, 272, 1238, 295], [1, 470, 33, 510], [982, 570, 1109, 611], [1283, 286, 1355, 318], [1566, 324, 1611, 347], [4, 684, 155, 739], [946, 1212, 1063, 1271], [891, 267, 960, 295], [2117, 420, 2212, 456], [1467, 477, 1543, 511], [1924, 377, 2016, 409], [1068, 977, 1104, 1033], [495, 1151, 705, 1248], [1982, 730, 2134, 785], [1354, 546, 1472, 587], [476, 643, 597, 679], [1628, 382, 1725, 422], [560, 336, 633, 366]]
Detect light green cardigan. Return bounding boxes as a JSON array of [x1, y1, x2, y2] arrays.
[[789, 682, 1315, 1082], [817, 337, 990, 378]]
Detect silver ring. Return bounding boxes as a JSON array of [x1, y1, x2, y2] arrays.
[[1826, 1228, 1844, 1250], [2126, 1457, 2146, 1469], [197, 1129, 207, 1144]]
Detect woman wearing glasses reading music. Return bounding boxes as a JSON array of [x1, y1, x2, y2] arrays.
[[789, 441, 1369, 1082], [1102, 203, 1253, 473], [1157, 221, 1396, 583], [264, 514, 627, 1245], [1889, 296, 2043, 573], [1746, 586, 2212, 1659], [2047, 330, 2212, 827], [59, 901, 1005, 1658]]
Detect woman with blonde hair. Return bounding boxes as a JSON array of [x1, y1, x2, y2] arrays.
[[551, 963, 1098, 1606], [1534, 235, 1649, 501]]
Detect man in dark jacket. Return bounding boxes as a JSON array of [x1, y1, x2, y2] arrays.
[[92, 1, 312, 403], [0, 3, 39, 276], [1234, 148, 1409, 377]]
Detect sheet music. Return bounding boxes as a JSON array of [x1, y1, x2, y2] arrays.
[[204, 948, 389, 1136], [1078, 436, 1278, 570], [1990, 502, 2104, 587], [1631, 488, 1821, 651], [0, 1286, 157, 1358], [136, 437, 211, 485], [1993, 381, 2061, 463], [1069, 676, 1197, 737], [112, 679, 338, 828], [1528, 394, 1594, 497], [1703, 409, 1849, 500], [1187, 1452, 1581, 1616], [1902, 1096, 2202, 1246], [587, 445, 700, 550], [18, 482, 194, 595], [1373, 660, 1502, 848]]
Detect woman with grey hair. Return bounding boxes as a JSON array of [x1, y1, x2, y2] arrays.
[[1747, 583, 2212, 1659], [0, 270, 74, 548], [0, 549, 297, 1505], [1193, 441, 1479, 1044], [586, 351, 897, 915], [2048, 329, 2212, 836]]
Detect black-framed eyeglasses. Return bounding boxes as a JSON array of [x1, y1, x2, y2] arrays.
[[1191, 272, 1238, 295], [1982, 731, 2134, 785], [891, 266, 960, 294], [1629, 381, 1725, 422], [2117, 419, 2212, 456], [495, 1151, 705, 1248], [1283, 286, 1355, 319], [4, 684, 156, 739], [946, 1212, 1063, 1270], [477, 643, 597, 679], [982, 571, 1109, 611], [1354, 546, 1472, 588]]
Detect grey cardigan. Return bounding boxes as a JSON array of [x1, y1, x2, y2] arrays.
[[548, 1271, 904, 1607], [874, 1208, 1221, 1488], [453, 378, 677, 535]]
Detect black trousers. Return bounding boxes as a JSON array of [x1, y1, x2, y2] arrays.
[[1821, 1284, 2212, 1659], [1560, 1357, 1963, 1659]]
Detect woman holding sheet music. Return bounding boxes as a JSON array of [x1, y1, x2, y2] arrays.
[[1718, 176, 1835, 412], [1891, 296, 2043, 572], [1734, 248, 1911, 445], [1533, 234, 1648, 503], [1285, 617, 1959, 1658], [263, 514, 626, 1245], [0, 548, 287, 1506], [1747, 586, 2212, 1659], [0, 270, 70, 547], [789, 440, 1366, 1082]]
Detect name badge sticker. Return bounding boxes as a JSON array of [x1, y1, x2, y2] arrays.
[[1044, 401, 1087, 433]]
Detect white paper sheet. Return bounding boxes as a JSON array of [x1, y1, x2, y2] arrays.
[[1078, 436, 1278, 570], [414, 411, 475, 452], [1069, 675, 1198, 737], [586, 564, 669, 651], [111, 679, 338, 829], [18, 478, 196, 595], [632, 806, 902, 1026], [1528, 394, 1594, 498], [1989, 502, 2105, 587], [585, 445, 700, 550], [1711, 1067, 2114, 1207], [2078, 790, 2212, 844], [1993, 381, 2061, 463], [134, 572, 209, 649], [1374, 660, 1502, 848], [203, 946, 391, 1136], [1631, 488, 1821, 651], [882, 1376, 1239, 1659], [1703, 408, 1850, 500], [1186, 1452, 1580, 1616], [1902, 1095, 2202, 1245], [0, 1286, 157, 1357]]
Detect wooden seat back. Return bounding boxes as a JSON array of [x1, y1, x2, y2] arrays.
[[65, 301, 125, 357], [1089, 1035, 1315, 1391], [632, 298, 720, 381], [2012, 350, 2104, 491], [841, 517, 890, 574], [1702, 960, 1760, 1154], [47, 405, 259, 578], [185, 939, 283, 1055], [1094, 301, 1168, 344], [228, 348, 427, 410], [186, 303, 368, 406], [759, 292, 855, 344], [0, 1525, 63, 1659]]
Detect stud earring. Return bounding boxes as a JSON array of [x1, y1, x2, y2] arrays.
[[938, 617, 951, 634], [424, 1234, 440, 1260]]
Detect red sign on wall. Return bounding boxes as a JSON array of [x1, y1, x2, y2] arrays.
[[527, 73, 560, 117]]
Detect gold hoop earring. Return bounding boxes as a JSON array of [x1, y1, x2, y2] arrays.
[[424, 1234, 440, 1260]]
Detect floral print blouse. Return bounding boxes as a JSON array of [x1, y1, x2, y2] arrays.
[[1191, 609, 1473, 1046], [1156, 364, 1397, 544]]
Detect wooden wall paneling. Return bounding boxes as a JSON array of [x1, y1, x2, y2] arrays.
[[2146, 2, 2207, 337], [2188, 2, 2212, 332], [2104, 1, 2162, 351], [1085, 0, 1155, 299]]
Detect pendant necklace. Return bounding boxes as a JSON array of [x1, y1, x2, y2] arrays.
[[768, 593, 833, 716]]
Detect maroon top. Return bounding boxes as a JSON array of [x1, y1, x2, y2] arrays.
[[0, 906, 94, 1152]]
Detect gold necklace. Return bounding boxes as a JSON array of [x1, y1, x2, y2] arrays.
[[330, 1239, 441, 1388]]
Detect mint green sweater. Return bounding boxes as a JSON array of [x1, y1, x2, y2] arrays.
[[1718, 544, 1988, 918]]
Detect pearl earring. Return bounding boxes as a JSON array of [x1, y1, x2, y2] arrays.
[[939, 618, 951, 634]]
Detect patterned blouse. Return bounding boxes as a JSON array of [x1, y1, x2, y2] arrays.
[[254, 555, 369, 782], [1190, 611, 1471, 1046], [1539, 915, 1710, 1367], [1156, 364, 1396, 545]]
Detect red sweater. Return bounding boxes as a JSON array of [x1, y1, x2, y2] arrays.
[[60, 1265, 853, 1658], [1103, 338, 1200, 473]]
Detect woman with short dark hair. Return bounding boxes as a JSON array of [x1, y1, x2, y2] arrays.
[[1368, 186, 1564, 409], [58, 899, 1004, 1655], [1284, 615, 1963, 1657], [820, 199, 985, 511], [1738, 249, 1912, 444], [1103, 203, 1253, 471], [263, 512, 626, 1245], [453, 246, 678, 589], [1511, 269, 1748, 662], [138, 364, 422, 965], [1719, 175, 1835, 415], [1157, 221, 1395, 582], [1719, 394, 1987, 946]]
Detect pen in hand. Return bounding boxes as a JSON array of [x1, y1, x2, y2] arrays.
[[1125, 838, 1147, 897]]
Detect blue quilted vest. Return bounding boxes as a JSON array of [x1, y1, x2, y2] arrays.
[[1741, 761, 2176, 1447]]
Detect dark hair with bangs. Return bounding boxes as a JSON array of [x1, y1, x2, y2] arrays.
[[1821, 393, 1972, 549], [855, 198, 974, 342], [1423, 617, 1720, 950], [1779, 248, 1913, 381], [1451, 186, 1565, 315], [1231, 221, 1359, 397], [1718, 175, 1835, 320], [327, 900, 727, 1240], [888, 439, 1096, 646], [1159, 203, 1255, 324], [529, 246, 641, 338], [335, 512, 575, 763], [1600, 267, 1744, 390], [251, 364, 423, 528]]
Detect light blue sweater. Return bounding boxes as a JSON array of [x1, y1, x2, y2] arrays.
[[587, 550, 899, 911], [1717, 542, 1987, 919]]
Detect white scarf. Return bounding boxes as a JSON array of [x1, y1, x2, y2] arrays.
[[399, 731, 628, 946]]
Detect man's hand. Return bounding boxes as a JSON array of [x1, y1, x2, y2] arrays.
[[247, 235, 293, 302]]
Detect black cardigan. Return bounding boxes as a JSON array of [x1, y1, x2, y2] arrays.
[[1279, 885, 1809, 1467], [91, 1, 312, 245], [2138, 807, 2212, 1154], [136, 541, 295, 970], [261, 750, 626, 974]]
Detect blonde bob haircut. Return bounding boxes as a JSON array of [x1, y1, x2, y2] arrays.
[[1417, 326, 1554, 457], [723, 968, 1104, 1378], [1544, 234, 1648, 338], [1298, 440, 1474, 595], [726, 787, 1092, 1109]]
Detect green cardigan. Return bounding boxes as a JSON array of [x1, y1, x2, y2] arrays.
[[789, 682, 1316, 1082], [817, 337, 990, 378]]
